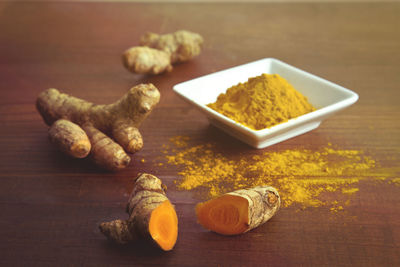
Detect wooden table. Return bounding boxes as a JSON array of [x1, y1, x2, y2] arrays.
[[1, 1, 399, 266]]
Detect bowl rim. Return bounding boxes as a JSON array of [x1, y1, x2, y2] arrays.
[[173, 57, 359, 140]]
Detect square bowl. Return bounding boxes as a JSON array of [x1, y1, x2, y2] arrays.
[[173, 58, 359, 149]]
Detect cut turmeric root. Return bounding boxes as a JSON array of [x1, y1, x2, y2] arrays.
[[99, 173, 178, 251], [196, 186, 280, 235]]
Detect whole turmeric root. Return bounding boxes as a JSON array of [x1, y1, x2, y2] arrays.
[[99, 173, 178, 251], [123, 30, 204, 75], [196, 186, 280, 235], [123, 47, 173, 75], [36, 84, 160, 171]]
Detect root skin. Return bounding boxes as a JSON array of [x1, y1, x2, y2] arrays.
[[140, 30, 204, 64], [36, 84, 160, 170], [48, 119, 91, 158], [99, 173, 178, 251], [83, 124, 131, 171], [123, 30, 203, 75], [99, 220, 135, 245], [112, 120, 143, 153], [196, 186, 280, 235], [123, 47, 173, 75]]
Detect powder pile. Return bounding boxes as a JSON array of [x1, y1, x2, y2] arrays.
[[163, 136, 377, 210], [207, 73, 315, 130]]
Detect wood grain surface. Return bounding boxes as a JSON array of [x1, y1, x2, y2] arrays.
[[0, 1, 399, 266]]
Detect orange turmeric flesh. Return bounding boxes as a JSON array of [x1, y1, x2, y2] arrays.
[[99, 173, 178, 251], [196, 195, 249, 235], [149, 200, 178, 251], [196, 186, 280, 235]]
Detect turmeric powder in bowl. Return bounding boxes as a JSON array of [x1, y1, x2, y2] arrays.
[[173, 58, 359, 148], [207, 74, 316, 130]]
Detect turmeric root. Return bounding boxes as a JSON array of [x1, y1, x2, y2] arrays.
[[140, 30, 204, 64], [48, 119, 91, 158], [196, 186, 280, 235], [99, 173, 178, 251], [123, 47, 173, 75], [36, 84, 160, 171], [123, 30, 204, 75]]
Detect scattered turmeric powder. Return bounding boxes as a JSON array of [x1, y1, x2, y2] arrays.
[[389, 178, 400, 186], [207, 74, 315, 130], [162, 136, 379, 211]]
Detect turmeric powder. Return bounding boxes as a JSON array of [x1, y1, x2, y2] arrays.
[[207, 74, 315, 130], [161, 136, 382, 211]]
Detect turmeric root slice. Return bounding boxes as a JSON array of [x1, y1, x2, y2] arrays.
[[196, 186, 280, 235], [149, 200, 178, 251], [99, 173, 178, 251]]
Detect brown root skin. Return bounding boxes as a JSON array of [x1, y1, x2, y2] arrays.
[[140, 30, 204, 64], [123, 30, 203, 75], [48, 119, 91, 158], [196, 186, 280, 235], [112, 120, 143, 153], [123, 46, 173, 75], [99, 220, 135, 245], [82, 124, 131, 171], [36, 84, 160, 171], [99, 173, 178, 251]]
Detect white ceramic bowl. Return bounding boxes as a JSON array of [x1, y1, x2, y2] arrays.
[[173, 58, 359, 149]]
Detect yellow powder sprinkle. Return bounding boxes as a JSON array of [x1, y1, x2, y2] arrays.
[[389, 178, 400, 185], [341, 188, 359, 194], [207, 73, 315, 130], [330, 205, 344, 213], [163, 136, 378, 211]]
